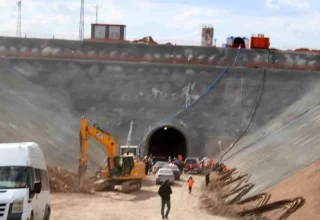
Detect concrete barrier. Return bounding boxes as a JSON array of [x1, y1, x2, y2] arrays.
[[0, 36, 319, 71]]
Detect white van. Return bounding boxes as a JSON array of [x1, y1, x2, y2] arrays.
[[0, 142, 50, 220]]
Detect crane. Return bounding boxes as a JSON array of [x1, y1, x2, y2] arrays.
[[77, 116, 146, 192]]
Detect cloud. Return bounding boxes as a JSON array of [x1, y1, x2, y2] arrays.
[[265, 0, 310, 9]]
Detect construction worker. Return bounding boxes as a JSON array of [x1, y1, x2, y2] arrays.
[[200, 159, 205, 174], [173, 157, 179, 165], [187, 175, 194, 194], [205, 172, 210, 187], [222, 164, 227, 172], [144, 156, 149, 175], [158, 179, 172, 219], [148, 155, 153, 173], [209, 158, 214, 169]]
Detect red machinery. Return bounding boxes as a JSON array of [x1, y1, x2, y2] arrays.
[[251, 34, 270, 49]]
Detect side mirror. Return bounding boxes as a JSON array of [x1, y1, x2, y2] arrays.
[[33, 182, 42, 194]]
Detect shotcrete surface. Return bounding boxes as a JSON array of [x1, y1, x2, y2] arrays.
[[0, 37, 319, 198]]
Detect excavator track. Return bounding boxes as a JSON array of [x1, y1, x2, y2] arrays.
[[121, 179, 142, 193], [93, 179, 142, 193]]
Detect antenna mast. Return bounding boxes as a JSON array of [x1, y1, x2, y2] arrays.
[[93, 4, 103, 24], [17, 1, 21, 38], [78, 0, 84, 41]]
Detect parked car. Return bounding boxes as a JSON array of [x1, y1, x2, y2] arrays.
[[155, 168, 175, 184], [163, 164, 181, 180], [150, 156, 167, 166], [183, 157, 201, 174], [152, 161, 169, 174]]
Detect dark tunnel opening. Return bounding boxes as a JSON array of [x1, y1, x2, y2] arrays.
[[146, 126, 188, 159]]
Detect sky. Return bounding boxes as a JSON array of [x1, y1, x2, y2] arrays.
[[0, 0, 319, 49]]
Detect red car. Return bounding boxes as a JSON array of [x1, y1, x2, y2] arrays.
[[183, 157, 201, 174]]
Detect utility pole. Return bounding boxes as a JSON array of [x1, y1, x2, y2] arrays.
[[78, 0, 84, 41], [16, 1, 21, 38], [93, 4, 102, 24]]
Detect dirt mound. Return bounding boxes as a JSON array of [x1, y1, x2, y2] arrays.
[[200, 168, 312, 220], [264, 160, 320, 220], [47, 166, 94, 194], [199, 173, 240, 219]]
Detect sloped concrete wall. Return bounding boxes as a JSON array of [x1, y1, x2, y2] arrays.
[[1, 57, 320, 168]]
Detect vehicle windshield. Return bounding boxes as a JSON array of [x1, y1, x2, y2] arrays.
[[121, 148, 137, 155], [185, 159, 197, 164], [159, 169, 173, 174], [164, 165, 178, 170], [0, 166, 28, 189], [155, 162, 168, 167]]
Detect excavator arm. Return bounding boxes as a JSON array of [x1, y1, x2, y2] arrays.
[[77, 116, 118, 190]]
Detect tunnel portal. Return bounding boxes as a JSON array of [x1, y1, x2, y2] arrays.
[[146, 126, 188, 159]]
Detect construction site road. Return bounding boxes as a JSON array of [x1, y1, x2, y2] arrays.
[[50, 174, 233, 220]]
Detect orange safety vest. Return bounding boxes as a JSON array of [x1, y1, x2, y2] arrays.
[[222, 165, 227, 172], [188, 178, 194, 187]]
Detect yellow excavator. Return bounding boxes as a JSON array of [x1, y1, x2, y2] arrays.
[[77, 116, 146, 192]]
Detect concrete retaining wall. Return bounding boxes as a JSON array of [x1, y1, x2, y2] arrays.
[[0, 37, 319, 71]]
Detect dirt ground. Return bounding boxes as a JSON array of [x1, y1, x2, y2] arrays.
[[263, 160, 320, 220], [48, 160, 319, 220], [50, 174, 234, 220]]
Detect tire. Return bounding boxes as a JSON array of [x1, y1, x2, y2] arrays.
[[137, 180, 142, 190], [44, 206, 51, 220], [104, 183, 115, 191], [44, 212, 50, 220]]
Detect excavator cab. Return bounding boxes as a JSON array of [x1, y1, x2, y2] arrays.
[[111, 156, 134, 177]]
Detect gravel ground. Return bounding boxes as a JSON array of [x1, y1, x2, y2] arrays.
[[50, 174, 234, 220]]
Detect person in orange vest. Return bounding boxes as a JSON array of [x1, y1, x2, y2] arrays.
[[222, 164, 227, 172], [187, 175, 194, 194], [209, 158, 214, 166]]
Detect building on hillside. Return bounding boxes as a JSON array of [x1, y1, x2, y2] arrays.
[[90, 24, 126, 41]]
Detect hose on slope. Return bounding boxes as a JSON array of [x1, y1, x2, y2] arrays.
[[217, 49, 271, 163]]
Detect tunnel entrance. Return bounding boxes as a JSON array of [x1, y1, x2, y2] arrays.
[[146, 126, 188, 159]]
